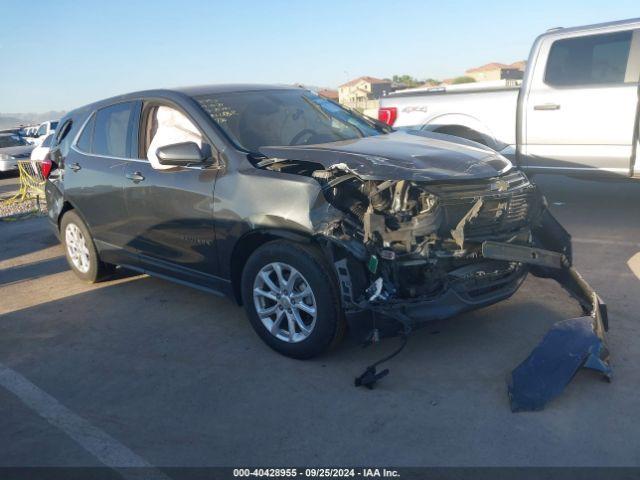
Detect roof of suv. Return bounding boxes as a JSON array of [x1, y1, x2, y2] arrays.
[[174, 83, 303, 96], [67, 84, 305, 118]]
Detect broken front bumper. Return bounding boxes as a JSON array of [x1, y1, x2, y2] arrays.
[[483, 211, 611, 412], [350, 209, 612, 411], [345, 263, 527, 340]]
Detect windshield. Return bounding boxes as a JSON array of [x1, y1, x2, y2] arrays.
[[0, 135, 28, 148], [194, 89, 390, 153]]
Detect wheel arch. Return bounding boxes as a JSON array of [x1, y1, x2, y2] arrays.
[[421, 113, 506, 151], [230, 228, 317, 305], [58, 200, 77, 230]]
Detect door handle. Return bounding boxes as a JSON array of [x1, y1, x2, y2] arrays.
[[125, 172, 145, 183], [69, 162, 81, 172], [534, 103, 560, 111]]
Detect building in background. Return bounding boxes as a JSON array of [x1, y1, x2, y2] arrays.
[[317, 89, 339, 101], [465, 61, 526, 82], [338, 76, 393, 112]]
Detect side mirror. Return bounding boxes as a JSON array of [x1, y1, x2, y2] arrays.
[[156, 141, 204, 166]]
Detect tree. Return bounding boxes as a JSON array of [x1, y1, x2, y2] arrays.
[[391, 75, 422, 87], [451, 76, 476, 85]]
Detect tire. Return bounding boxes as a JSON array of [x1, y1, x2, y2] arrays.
[[60, 210, 114, 283], [241, 240, 345, 359]]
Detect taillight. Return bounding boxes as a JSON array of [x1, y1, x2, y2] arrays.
[[40, 155, 52, 179], [378, 107, 397, 126]]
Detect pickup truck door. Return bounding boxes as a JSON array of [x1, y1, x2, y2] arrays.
[[523, 29, 640, 175]]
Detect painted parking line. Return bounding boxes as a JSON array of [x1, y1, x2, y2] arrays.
[[628, 252, 640, 281], [0, 363, 170, 480]]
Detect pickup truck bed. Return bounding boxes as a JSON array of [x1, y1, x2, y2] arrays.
[[387, 86, 520, 155]]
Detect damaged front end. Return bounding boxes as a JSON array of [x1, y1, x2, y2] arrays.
[[256, 142, 610, 411], [310, 167, 541, 336]]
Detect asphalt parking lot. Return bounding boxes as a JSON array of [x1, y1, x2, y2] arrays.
[[1, 174, 640, 468], [0, 172, 19, 197]]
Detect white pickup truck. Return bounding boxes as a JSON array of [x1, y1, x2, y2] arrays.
[[379, 17, 640, 177]]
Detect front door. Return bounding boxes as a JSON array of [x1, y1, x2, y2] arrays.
[[524, 29, 640, 174], [122, 103, 221, 290]]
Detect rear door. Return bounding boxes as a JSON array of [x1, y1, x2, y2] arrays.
[[63, 101, 139, 264], [524, 28, 640, 174], [121, 101, 221, 290]]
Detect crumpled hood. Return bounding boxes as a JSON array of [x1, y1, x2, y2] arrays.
[[259, 130, 512, 181]]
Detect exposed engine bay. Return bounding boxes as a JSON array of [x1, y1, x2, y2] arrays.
[[258, 155, 539, 313], [255, 137, 611, 412]]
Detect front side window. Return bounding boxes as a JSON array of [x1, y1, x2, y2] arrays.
[[37, 124, 47, 136], [545, 31, 632, 86], [143, 105, 204, 170], [92, 102, 136, 157], [195, 89, 389, 153]]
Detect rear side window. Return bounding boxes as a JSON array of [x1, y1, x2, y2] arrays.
[[76, 115, 95, 152], [545, 31, 632, 86], [92, 102, 136, 158]]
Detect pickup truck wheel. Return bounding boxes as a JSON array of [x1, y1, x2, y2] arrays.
[[60, 211, 114, 283], [241, 240, 345, 359]]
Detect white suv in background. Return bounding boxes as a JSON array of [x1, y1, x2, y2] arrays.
[[30, 133, 55, 162], [31, 120, 59, 146]]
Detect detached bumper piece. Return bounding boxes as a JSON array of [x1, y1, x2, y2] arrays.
[[484, 211, 612, 412], [507, 301, 611, 412], [506, 266, 611, 412]]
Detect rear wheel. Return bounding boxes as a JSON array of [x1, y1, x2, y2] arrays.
[[241, 240, 345, 359], [60, 210, 114, 283]]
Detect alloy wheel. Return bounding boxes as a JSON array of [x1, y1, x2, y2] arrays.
[[65, 223, 91, 273], [252, 262, 317, 343]]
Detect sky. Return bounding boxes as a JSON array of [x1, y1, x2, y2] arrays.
[[1, 0, 639, 113]]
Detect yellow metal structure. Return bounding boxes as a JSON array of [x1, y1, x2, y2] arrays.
[[1, 160, 46, 208]]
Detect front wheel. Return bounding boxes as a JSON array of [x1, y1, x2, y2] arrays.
[[241, 240, 345, 359], [60, 210, 114, 283]]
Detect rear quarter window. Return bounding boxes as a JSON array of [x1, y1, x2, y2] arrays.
[[76, 115, 95, 153], [54, 119, 73, 155]]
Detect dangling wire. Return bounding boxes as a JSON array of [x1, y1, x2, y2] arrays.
[[354, 312, 412, 389]]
